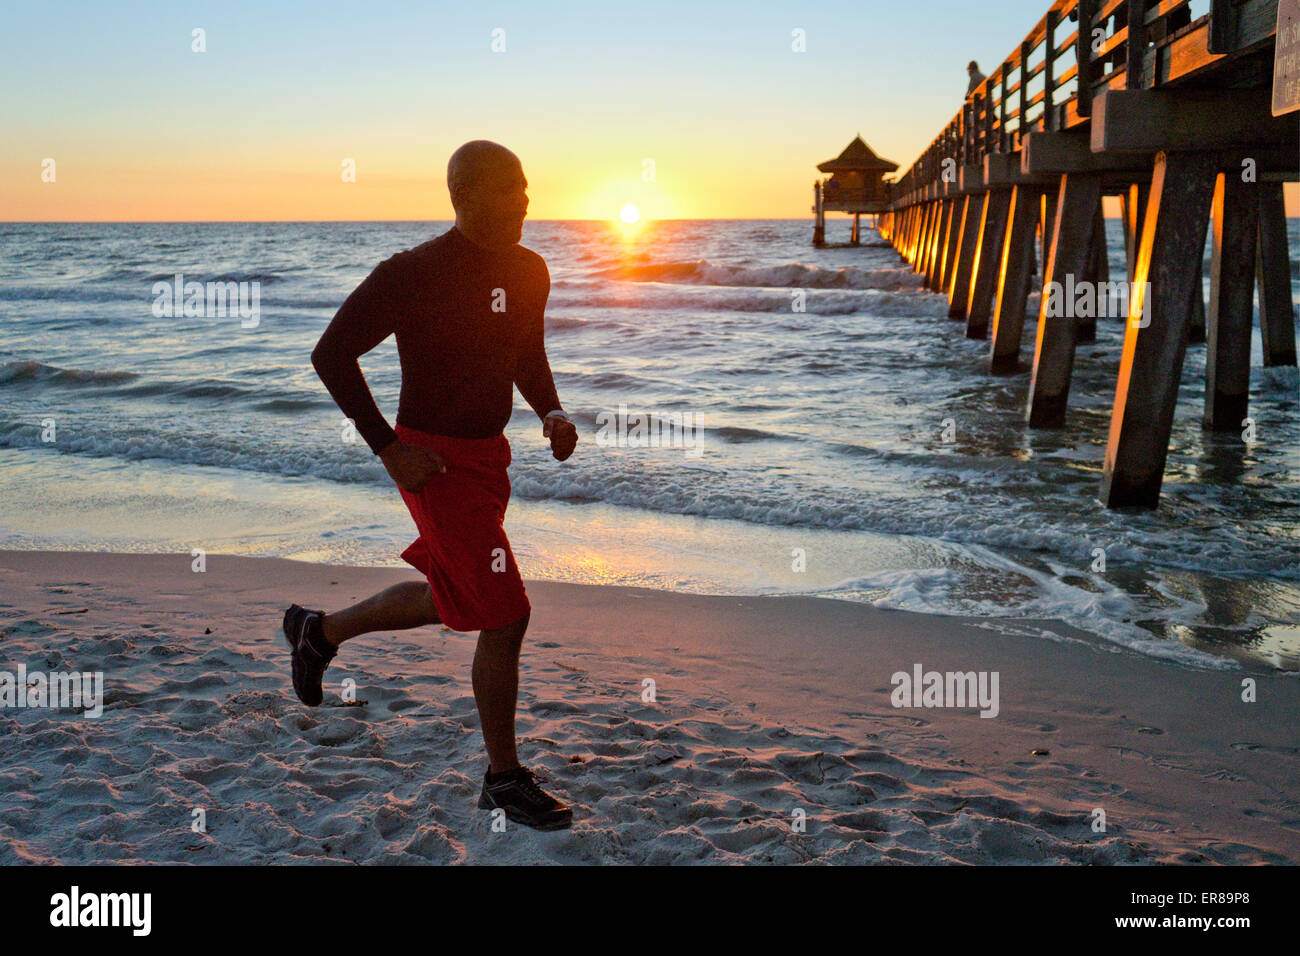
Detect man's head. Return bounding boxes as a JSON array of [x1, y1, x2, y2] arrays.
[[447, 140, 529, 250], [967, 60, 980, 74]]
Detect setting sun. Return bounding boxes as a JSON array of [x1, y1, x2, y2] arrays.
[[618, 204, 640, 224]]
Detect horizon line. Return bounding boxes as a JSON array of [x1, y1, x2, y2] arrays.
[[0, 215, 1167, 224]]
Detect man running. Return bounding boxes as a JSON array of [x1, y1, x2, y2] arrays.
[[282, 140, 579, 831]]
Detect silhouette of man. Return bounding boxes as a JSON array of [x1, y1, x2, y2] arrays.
[[283, 140, 579, 830], [966, 60, 986, 97]]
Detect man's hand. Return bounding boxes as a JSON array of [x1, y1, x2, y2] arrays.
[[543, 416, 578, 461], [379, 440, 446, 492]]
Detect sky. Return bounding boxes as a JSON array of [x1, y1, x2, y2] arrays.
[[1, 0, 1295, 220]]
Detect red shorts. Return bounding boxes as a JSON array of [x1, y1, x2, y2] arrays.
[[394, 423, 531, 632]]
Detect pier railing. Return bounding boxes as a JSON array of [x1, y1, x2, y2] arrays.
[[889, 0, 1284, 205], [876, 0, 1297, 510]]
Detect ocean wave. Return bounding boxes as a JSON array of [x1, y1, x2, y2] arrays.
[[0, 422, 384, 486], [2, 412, 1295, 584], [0, 360, 139, 387], [506, 463, 1300, 580], [591, 258, 926, 291], [544, 314, 630, 332], [0, 360, 327, 408], [548, 285, 946, 318], [555, 370, 652, 390], [113, 377, 317, 404]]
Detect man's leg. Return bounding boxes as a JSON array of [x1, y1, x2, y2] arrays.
[[472, 610, 528, 773], [472, 610, 573, 829], [321, 580, 440, 647]]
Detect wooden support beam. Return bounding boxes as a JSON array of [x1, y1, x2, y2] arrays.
[[1093, 88, 1299, 152], [1076, 0, 1097, 117], [991, 184, 1044, 374], [1040, 191, 1057, 276], [967, 188, 1013, 339], [912, 204, 927, 263], [948, 193, 985, 319], [1027, 173, 1102, 427], [1044, 7, 1059, 130], [923, 202, 937, 268], [1078, 203, 1108, 343], [1188, 255, 1207, 344], [925, 201, 935, 269], [927, 201, 946, 284], [930, 200, 956, 291], [1120, 180, 1150, 285], [1207, 0, 1239, 55], [1204, 172, 1259, 431], [1125, 0, 1146, 85], [985, 152, 1059, 188], [939, 196, 964, 295], [1100, 151, 1219, 509], [1022, 130, 1151, 174], [1256, 181, 1298, 366], [813, 181, 825, 247]]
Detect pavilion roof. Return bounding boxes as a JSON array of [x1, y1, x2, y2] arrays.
[[817, 135, 899, 173]]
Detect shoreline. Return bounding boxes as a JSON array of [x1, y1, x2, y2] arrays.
[[1, 441, 1294, 672], [1, 549, 1296, 864]]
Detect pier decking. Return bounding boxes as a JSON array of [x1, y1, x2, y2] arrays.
[[876, 0, 1298, 509]]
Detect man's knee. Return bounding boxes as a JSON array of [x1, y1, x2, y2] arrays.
[[420, 583, 440, 623], [482, 610, 529, 641]]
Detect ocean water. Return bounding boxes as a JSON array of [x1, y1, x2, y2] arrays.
[[1, 219, 1297, 669]]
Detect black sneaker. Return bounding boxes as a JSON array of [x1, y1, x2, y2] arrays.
[[282, 603, 336, 706], [478, 767, 574, 831]]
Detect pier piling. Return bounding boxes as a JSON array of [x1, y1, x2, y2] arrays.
[[872, 0, 1297, 509], [1204, 172, 1260, 432]]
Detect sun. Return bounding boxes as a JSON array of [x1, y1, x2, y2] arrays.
[[618, 204, 640, 224]]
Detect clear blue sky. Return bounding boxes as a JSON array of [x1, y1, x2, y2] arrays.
[[8, 0, 1284, 219]]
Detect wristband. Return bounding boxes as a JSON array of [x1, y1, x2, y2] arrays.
[[542, 409, 570, 437]]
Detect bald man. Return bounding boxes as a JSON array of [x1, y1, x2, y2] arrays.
[[283, 141, 579, 831]]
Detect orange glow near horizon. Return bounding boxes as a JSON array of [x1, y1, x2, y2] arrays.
[[2, 142, 1297, 222], [4, 3, 1300, 222]]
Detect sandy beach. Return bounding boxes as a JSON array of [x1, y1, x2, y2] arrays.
[[1, 548, 1295, 865]]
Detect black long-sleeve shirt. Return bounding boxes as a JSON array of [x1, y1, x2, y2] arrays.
[[312, 225, 562, 454]]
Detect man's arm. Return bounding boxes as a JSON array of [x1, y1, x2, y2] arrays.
[[514, 263, 576, 461], [514, 263, 563, 423], [311, 258, 402, 456]]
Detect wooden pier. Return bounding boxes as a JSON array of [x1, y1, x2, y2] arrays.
[[875, 0, 1298, 509]]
